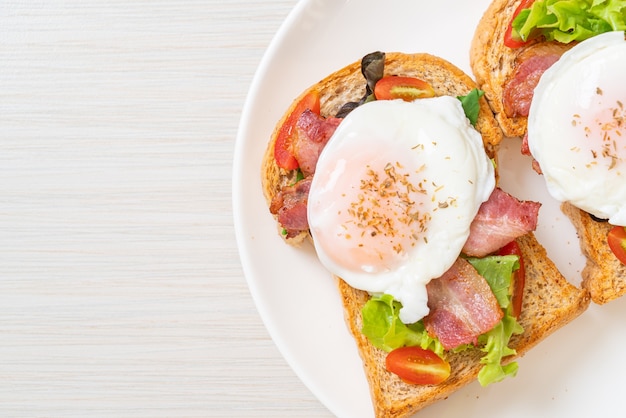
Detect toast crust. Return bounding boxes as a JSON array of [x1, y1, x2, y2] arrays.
[[562, 203, 626, 304], [470, 0, 626, 304], [469, 0, 575, 138], [338, 232, 590, 418], [261, 51, 590, 418], [470, 0, 527, 138], [261, 52, 503, 244]]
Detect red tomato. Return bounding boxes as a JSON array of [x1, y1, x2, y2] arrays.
[[497, 240, 525, 318], [608, 226, 626, 265], [385, 346, 450, 385], [503, 0, 537, 48], [274, 90, 321, 170], [374, 76, 435, 102]]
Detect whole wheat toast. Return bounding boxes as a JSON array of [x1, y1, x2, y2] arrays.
[[261, 52, 502, 245], [469, 0, 575, 138], [562, 203, 626, 304], [261, 52, 590, 417], [338, 232, 589, 418], [469, 0, 528, 138], [470, 0, 626, 305]]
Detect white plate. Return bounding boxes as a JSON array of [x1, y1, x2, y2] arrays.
[[233, 1, 626, 417]]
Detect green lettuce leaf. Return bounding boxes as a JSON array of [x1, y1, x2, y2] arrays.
[[466, 255, 519, 309], [512, 0, 626, 44], [361, 294, 444, 357], [361, 254, 524, 387], [457, 88, 485, 127], [467, 255, 524, 386], [476, 313, 524, 386]]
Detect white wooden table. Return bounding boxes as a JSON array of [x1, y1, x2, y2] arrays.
[[0, 0, 333, 416]]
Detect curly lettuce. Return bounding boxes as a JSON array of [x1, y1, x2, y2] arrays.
[[512, 0, 626, 44], [361, 294, 444, 357], [360, 254, 523, 387], [467, 255, 524, 386]]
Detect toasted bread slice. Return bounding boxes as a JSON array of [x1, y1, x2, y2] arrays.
[[261, 52, 503, 245], [338, 232, 590, 418], [471, 0, 626, 304], [261, 52, 590, 417], [469, 0, 574, 138], [562, 203, 626, 304], [470, 0, 525, 138]]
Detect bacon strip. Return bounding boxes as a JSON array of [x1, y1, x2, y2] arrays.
[[503, 53, 560, 118], [269, 177, 312, 239], [503, 42, 574, 118], [462, 187, 540, 257], [423, 258, 503, 350], [271, 110, 340, 237], [291, 109, 341, 177]]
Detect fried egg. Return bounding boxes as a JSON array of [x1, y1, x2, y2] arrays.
[[307, 97, 495, 324], [528, 31, 626, 226]]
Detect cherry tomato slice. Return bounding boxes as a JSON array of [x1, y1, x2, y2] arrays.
[[374, 76, 435, 102], [274, 90, 321, 170], [385, 346, 450, 385], [503, 0, 537, 49], [497, 240, 525, 318], [608, 226, 626, 265]]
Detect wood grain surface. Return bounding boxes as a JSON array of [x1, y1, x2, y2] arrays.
[[0, 0, 333, 416]]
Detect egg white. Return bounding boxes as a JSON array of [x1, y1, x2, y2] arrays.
[[307, 97, 495, 324], [528, 31, 626, 226]]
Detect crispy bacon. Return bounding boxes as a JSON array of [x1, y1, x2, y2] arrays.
[[502, 43, 573, 118], [291, 109, 341, 177], [423, 258, 503, 350], [269, 177, 312, 239], [463, 187, 540, 257], [503, 41, 578, 119], [270, 110, 340, 237], [503, 53, 561, 118]]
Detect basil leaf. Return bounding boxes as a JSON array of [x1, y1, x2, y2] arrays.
[[457, 88, 484, 127]]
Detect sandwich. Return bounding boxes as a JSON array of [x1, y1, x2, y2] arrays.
[[261, 51, 590, 417], [470, 0, 626, 304]]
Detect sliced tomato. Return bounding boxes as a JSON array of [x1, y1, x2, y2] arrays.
[[503, 0, 537, 49], [385, 346, 450, 385], [497, 240, 525, 318], [374, 76, 435, 102], [608, 226, 626, 265], [274, 90, 321, 170]]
